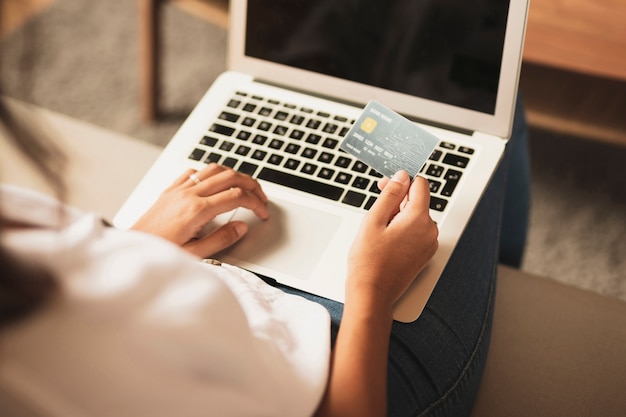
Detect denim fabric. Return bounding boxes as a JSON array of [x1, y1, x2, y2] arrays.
[[273, 98, 529, 417], [499, 95, 531, 267]]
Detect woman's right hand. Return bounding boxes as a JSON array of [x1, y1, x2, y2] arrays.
[[346, 171, 439, 310]]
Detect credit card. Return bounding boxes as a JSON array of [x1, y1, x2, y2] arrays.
[[340, 100, 440, 178]]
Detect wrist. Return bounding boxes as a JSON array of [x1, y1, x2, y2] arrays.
[[344, 279, 395, 324]]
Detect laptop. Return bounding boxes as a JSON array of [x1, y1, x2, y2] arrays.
[[114, 0, 529, 322]]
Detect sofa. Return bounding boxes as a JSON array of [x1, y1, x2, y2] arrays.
[[1, 99, 625, 416]]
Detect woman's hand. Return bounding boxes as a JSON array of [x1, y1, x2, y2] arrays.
[[316, 171, 438, 417], [131, 163, 269, 258], [347, 171, 439, 310]]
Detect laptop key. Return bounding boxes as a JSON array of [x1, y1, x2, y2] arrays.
[[290, 115, 305, 125], [236, 131, 251, 141], [322, 138, 339, 149], [306, 133, 322, 144], [275, 111, 289, 121], [284, 159, 301, 170], [205, 153, 222, 164], [252, 134, 268, 145], [351, 161, 368, 173], [243, 103, 257, 112], [239, 162, 258, 176], [426, 164, 444, 177], [323, 123, 338, 134], [268, 154, 284, 165], [429, 180, 442, 193], [258, 121, 272, 131], [200, 136, 218, 147], [220, 141, 235, 151], [445, 169, 462, 181], [335, 156, 351, 168], [318, 152, 334, 164], [430, 196, 448, 212], [273, 125, 288, 136], [301, 163, 318, 175], [364, 196, 377, 210], [242, 117, 256, 127], [258, 107, 273, 116], [369, 169, 383, 178], [258, 168, 343, 201], [302, 147, 317, 159], [209, 123, 235, 137], [342, 191, 366, 208], [290, 129, 305, 140], [335, 172, 352, 185], [318, 168, 335, 180], [443, 153, 469, 168], [222, 157, 238, 168], [189, 148, 205, 161], [429, 149, 443, 161], [227, 99, 241, 108], [251, 150, 267, 161], [285, 143, 301, 154], [235, 145, 251, 156], [352, 177, 370, 190], [441, 178, 459, 197], [269, 139, 284, 150], [219, 111, 239, 123], [306, 119, 321, 129]]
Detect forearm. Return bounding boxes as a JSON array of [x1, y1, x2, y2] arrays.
[[315, 293, 393, 417]]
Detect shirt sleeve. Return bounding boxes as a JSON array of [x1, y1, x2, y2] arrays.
[[0, 187, 331, 417]]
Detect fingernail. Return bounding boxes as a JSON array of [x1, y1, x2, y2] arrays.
[[235, 222, 248, 237], [391, 171, 408, 184]]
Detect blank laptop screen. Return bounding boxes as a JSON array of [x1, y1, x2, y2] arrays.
[[245, 0, 510, 115]]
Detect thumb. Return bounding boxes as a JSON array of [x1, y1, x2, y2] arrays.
[[368, 171, 410, 225], [186, 221, 248, 258]]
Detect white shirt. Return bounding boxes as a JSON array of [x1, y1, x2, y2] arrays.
[[0, 185, 330, 417]]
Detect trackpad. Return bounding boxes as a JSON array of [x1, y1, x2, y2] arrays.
[[223, 199, 342, 279]]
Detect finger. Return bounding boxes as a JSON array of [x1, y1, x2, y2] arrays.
[[183, 163, 227, 187], [377, 176, 390, 191], [169, 168, 199, 190], [195, 168, 269, 204], [406, 176, 432, 213], [202, 187, 270, 221], [185, 221, 248, 258], [368, 171, 410, 225], [195, 162, 227, 180]]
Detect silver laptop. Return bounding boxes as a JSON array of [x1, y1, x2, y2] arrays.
[[114, 0, 529, 322]]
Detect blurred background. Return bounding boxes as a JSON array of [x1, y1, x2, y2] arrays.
[[1, 0, 624, 302]]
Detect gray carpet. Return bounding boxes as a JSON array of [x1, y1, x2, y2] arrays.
[[1, 0, 625, 302]]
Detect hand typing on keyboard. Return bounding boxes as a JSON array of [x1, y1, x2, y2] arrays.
[[130, 163, 269, 258]]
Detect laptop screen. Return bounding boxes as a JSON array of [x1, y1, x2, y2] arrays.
[[246, 0, 510, 115]]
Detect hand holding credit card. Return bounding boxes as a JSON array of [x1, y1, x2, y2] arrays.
[[340, 100, 440, 179]]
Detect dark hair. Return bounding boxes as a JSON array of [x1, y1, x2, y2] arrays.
[[0, 8, 67, 327]]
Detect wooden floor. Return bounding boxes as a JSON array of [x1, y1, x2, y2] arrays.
[[2, 0, 625, 147]]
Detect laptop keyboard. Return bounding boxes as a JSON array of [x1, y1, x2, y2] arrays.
[[187, 91, 475, 213]]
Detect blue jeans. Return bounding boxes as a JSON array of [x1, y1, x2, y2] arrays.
[[275, 98, 530, 417]]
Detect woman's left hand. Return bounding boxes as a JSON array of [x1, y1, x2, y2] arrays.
[[131, 163, 269, 258]]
